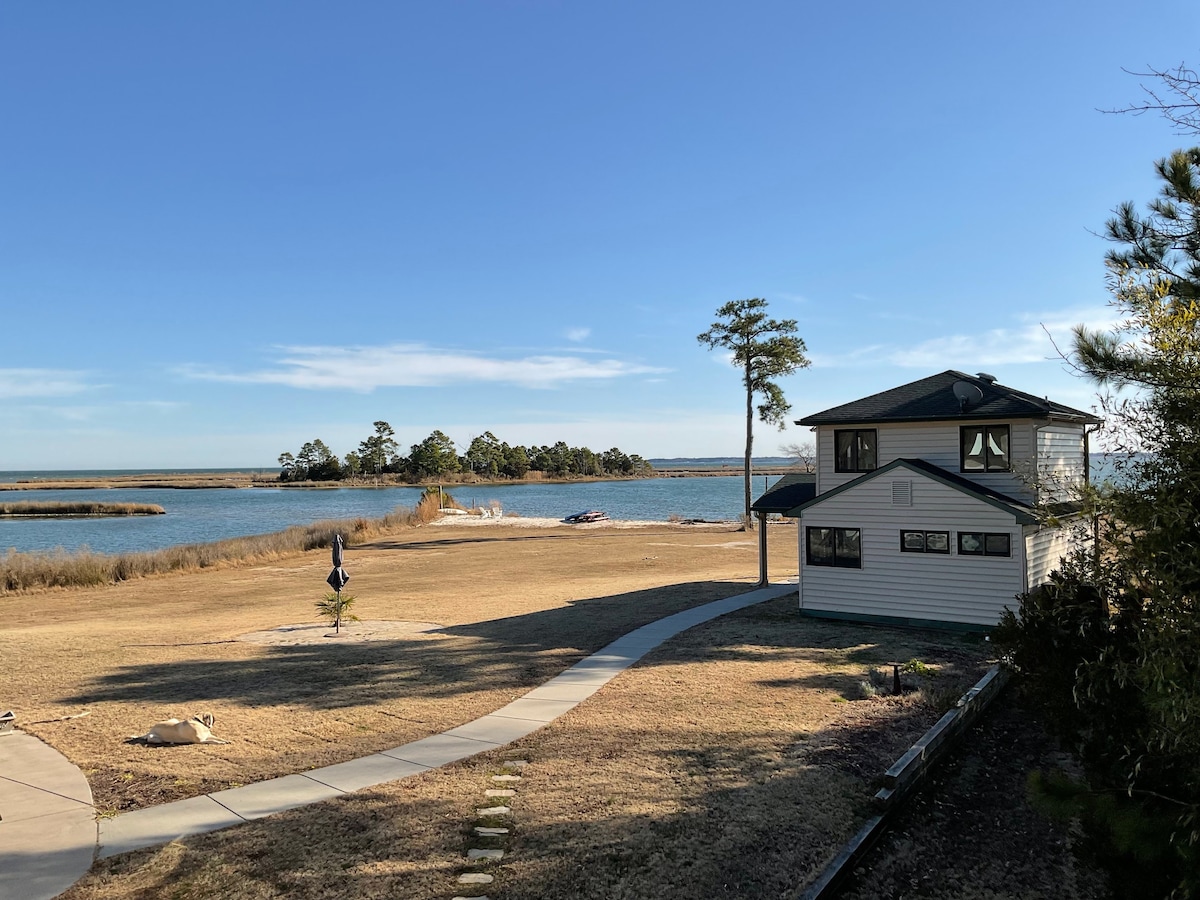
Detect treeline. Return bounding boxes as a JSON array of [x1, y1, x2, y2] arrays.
[[277, 422, 654, 483]]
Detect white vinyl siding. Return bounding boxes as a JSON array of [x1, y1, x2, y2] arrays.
[[798, 469, 1024, 626], [1036, 425, 1088, 503], [1025, 523, 1076, 589], [816, 421, 1037, 502]]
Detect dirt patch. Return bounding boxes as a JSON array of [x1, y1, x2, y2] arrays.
[[237, 620, 446, 645]]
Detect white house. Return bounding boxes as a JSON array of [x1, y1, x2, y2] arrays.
[[784, 370, 1101, 628]]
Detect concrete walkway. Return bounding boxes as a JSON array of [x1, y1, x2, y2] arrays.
[[0, 732, 96, 900], [0, 583, 794, 900]]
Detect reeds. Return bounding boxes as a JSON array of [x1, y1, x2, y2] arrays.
[[0, 501, 165, 517], [0, 507, 416, 595]]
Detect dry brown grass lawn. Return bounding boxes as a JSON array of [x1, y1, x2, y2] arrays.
[[8, 519, 992, 899], [6, 521, 793, 811], [60, 596, 989, 900]]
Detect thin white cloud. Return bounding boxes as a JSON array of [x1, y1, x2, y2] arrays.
[[11, 404, 111, 423], [3, 399, 184, 425], [814, 306, 1122, 370], [179, 343, 668, 392], [0, 368, 94, 398], [889, 307, 1122, 368], [120, 400, 185, 413], [565, 327, 591, 342]]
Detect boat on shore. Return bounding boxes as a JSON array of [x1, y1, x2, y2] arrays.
[[563, 510, 610, 524]]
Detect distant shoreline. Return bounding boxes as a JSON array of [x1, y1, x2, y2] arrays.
[[0, 466, 805, 491]]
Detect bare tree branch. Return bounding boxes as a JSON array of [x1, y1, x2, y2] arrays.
[[1102, 63, 1200, 135]]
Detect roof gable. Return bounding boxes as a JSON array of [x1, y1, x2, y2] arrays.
[[797, 371, 1101, 426], [784, 458, 1038, 524]]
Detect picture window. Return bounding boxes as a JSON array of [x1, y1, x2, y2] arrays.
[[807, 527, 862, 568]]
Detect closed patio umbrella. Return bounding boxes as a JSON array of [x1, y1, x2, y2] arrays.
[[325, 534, 351, 632]]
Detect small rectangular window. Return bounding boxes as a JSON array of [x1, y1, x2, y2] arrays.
[[961, 425, 1010, 472], [926, 532, 950, 553], [807, 527, 862, 568], [834, 429, 878, 473], [958, 532, 1011, 557], [984, 533, 1011, 556], [901, 530, 950, 553]]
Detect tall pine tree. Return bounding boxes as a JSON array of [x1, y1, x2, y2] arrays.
[[698, 299, 810, 525]]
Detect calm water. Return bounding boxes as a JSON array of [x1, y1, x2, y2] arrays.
[[0, 475, 780, 555]]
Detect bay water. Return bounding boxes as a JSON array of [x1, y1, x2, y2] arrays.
[[0, 474, 784, 555]]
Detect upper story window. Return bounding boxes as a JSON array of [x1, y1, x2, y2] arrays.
[[835, 429, 877, 473], [961, 424, 1010, 472]]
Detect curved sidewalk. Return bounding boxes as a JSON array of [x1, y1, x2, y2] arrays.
[[1, 582, 794, 900]]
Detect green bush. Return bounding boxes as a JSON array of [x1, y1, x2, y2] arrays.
[[315, 592, 359, 632]]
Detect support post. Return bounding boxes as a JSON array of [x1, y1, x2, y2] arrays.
[[757, 512, 768, 585]]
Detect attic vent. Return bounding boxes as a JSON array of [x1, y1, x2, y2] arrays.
[[891, 480, 912, 506], [976, 372, 997, 383]]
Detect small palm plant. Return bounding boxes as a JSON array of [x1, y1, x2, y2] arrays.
[[315, 592, 359, 634]]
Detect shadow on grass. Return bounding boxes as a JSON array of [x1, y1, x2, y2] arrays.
[[63, 580, 756, 709], [65, 585, 988, 712], [69, 710, 942, 900]]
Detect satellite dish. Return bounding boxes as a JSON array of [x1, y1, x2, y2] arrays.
[[953, 380, 984, 413]]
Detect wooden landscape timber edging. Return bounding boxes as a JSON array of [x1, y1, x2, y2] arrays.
[[798, 664, 1010, 900]]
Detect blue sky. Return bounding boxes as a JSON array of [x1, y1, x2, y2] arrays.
[[2, 2, 1197, 469]]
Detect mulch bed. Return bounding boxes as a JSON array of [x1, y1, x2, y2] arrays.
[[839, 692, 1109, 900]]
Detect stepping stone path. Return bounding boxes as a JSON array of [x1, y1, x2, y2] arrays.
[[457, 872, 494, 884], [468, 848, 504, 860], [454, 759, 530, 896]]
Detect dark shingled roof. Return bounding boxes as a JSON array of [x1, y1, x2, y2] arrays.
[[751, 472, 816, 514], [797, 370, 1102, 426], [785, 458, 1038, 524]]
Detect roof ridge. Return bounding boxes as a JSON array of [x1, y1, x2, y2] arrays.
[[797, 371, 1101, 425]]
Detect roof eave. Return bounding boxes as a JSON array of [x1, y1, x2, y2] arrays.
[[797, 410, 1103, 427]]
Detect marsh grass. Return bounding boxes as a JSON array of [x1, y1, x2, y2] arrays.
[[412, 487, 468, 524], [0, 501, 165, 517], [0, 507, 415, 594]]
